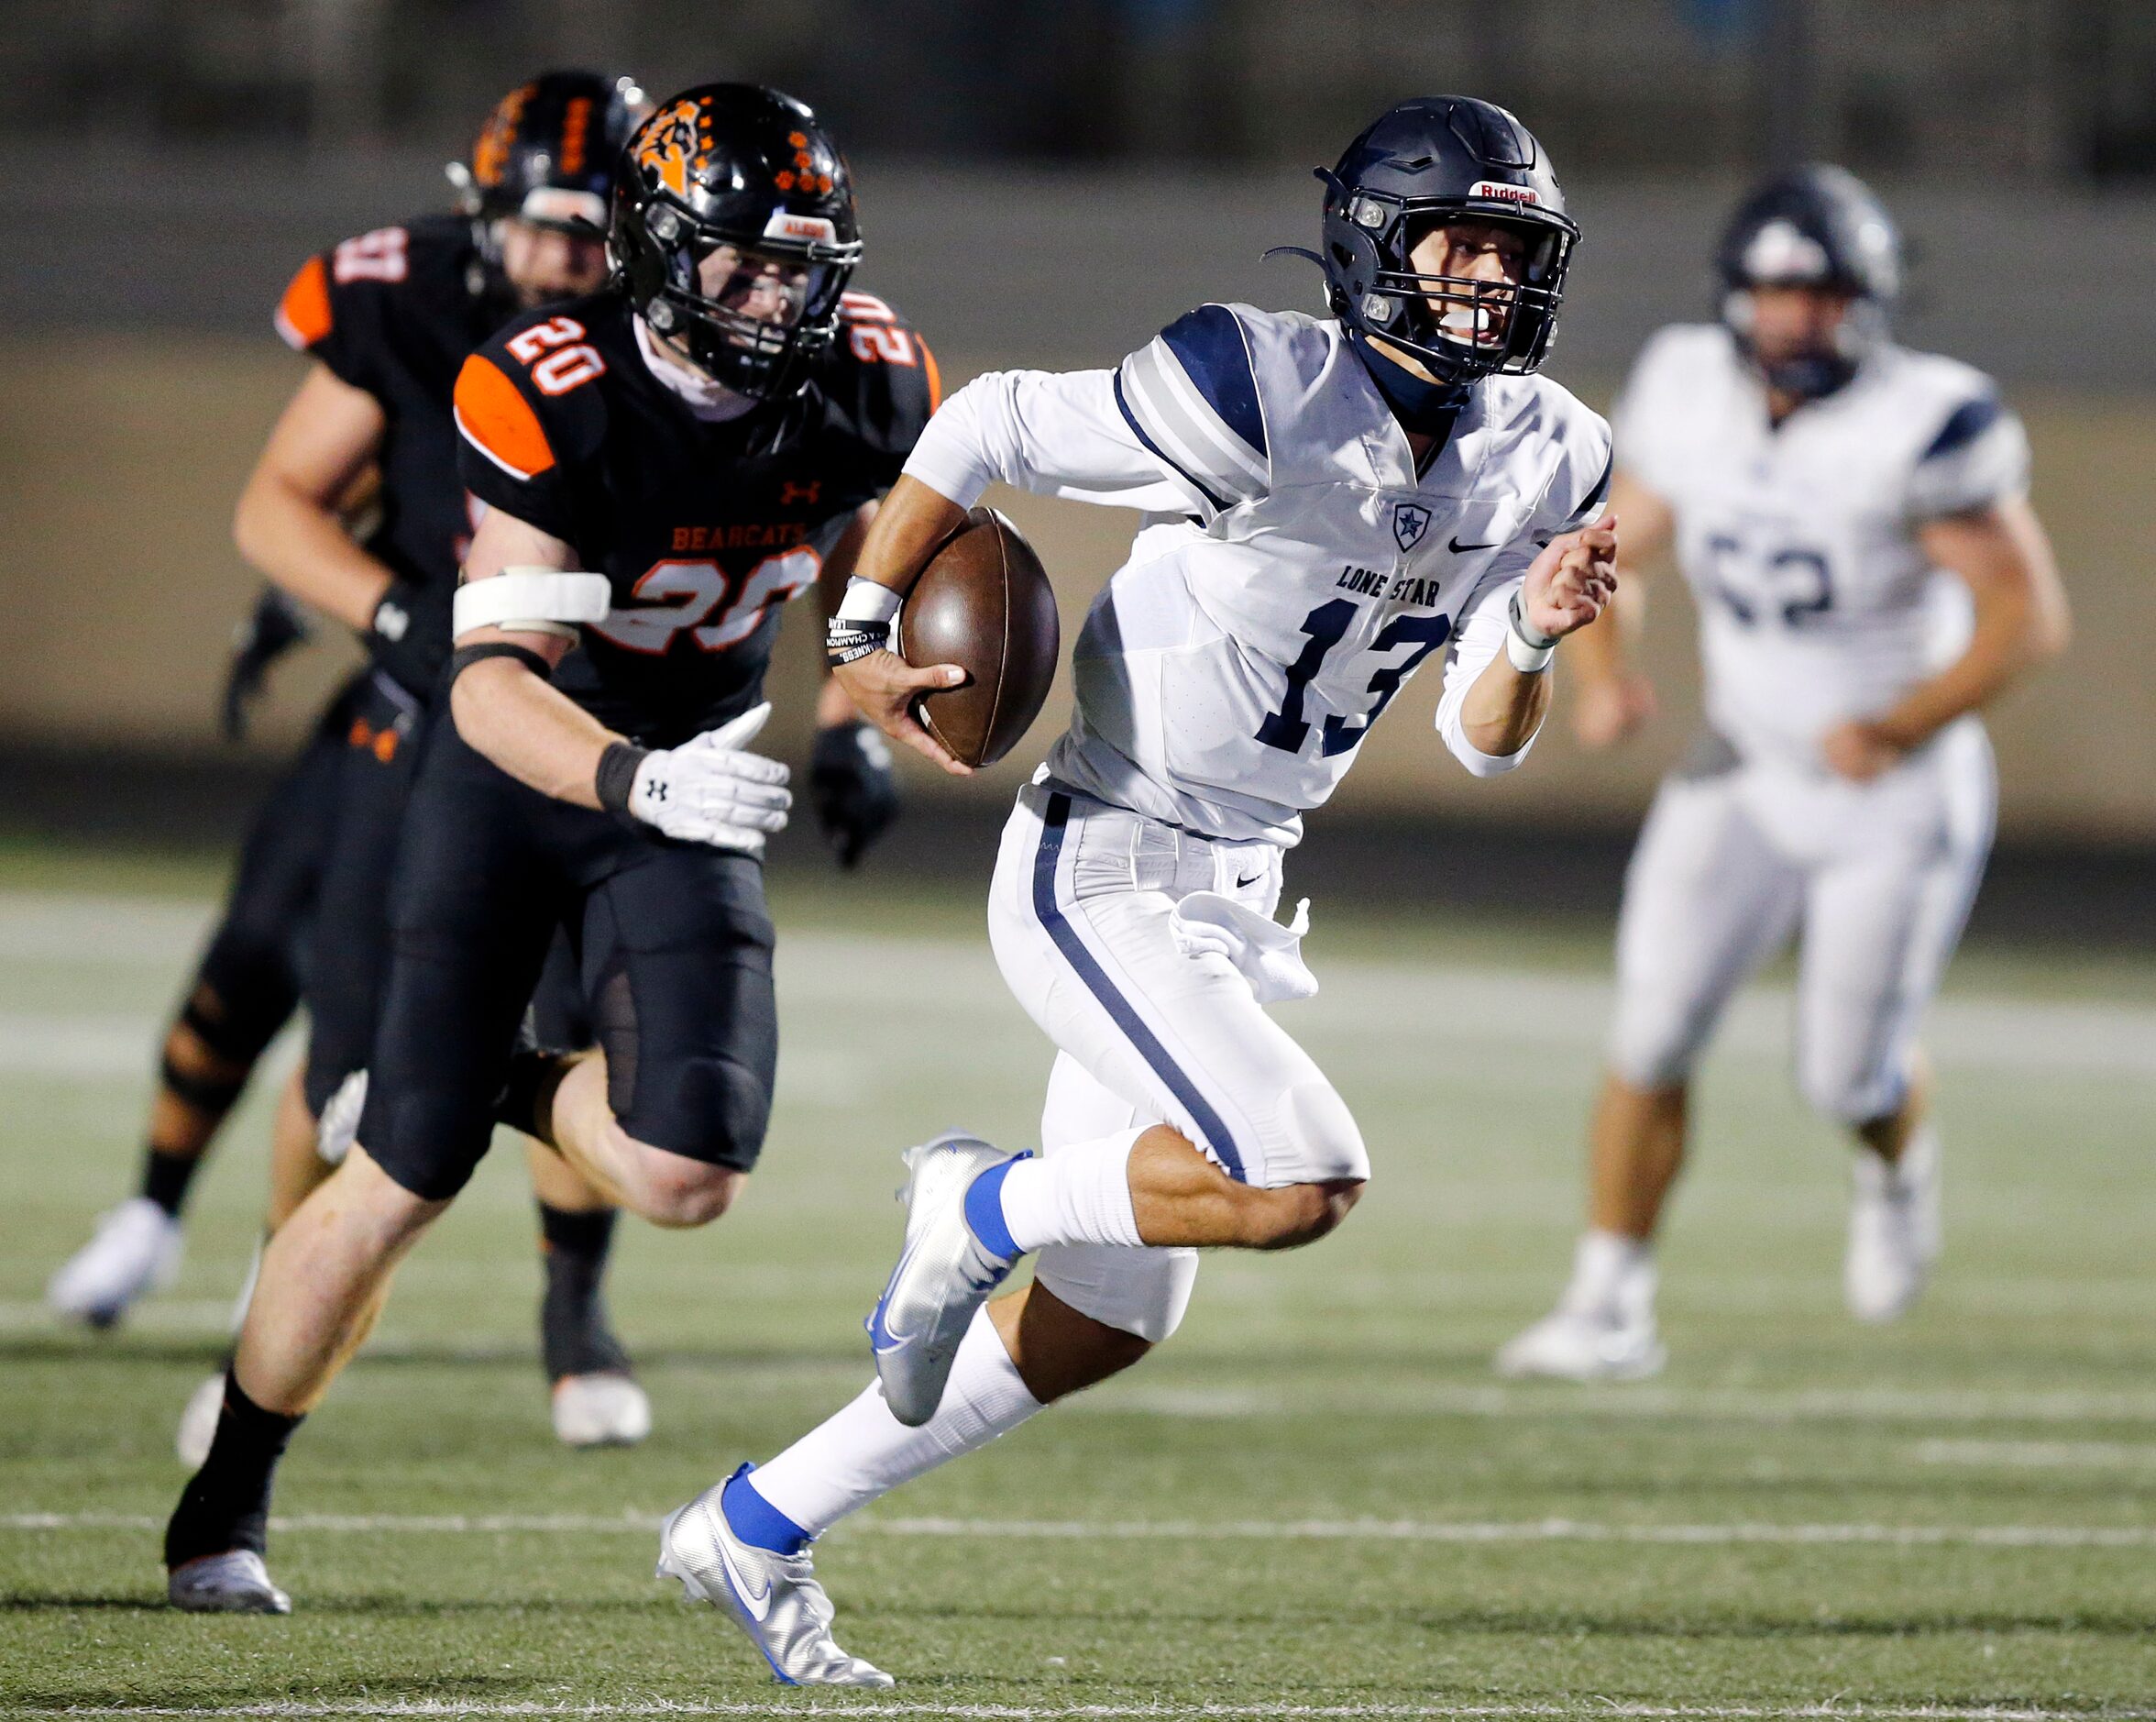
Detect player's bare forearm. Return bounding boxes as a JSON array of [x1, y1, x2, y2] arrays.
[[850, 475, 968, 598], [451, 650, 615, 807], [1871, 498, 2071, 750], [234, 364, 395, 633], [1461, 657, 1555, 756]]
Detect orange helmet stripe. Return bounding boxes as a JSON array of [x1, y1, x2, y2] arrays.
[[453, 354, 556, 480], [273, 256, 333, 351]]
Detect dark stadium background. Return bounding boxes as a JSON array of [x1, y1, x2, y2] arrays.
[[2, 0, 2151, 940]]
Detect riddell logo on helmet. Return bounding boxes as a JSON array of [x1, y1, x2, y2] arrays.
[[764, 211, 839, 244], [1469, 180, 1540, 206]]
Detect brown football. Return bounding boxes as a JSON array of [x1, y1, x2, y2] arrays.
[[899, 507, 1061, 768]]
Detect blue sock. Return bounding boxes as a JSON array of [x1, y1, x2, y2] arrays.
[[962, 1153, 1029, 1263], [720, 1463, 810, 1556]]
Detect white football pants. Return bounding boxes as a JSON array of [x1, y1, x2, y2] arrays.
[[986, 780, 1370, 1341], [1608, 719, 1995, 1123]]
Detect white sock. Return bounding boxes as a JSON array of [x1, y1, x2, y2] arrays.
[[996, 1127, 1145, 1253], [747, 1308, 1043, 1538], [1567, 1228, 1653, 1314]]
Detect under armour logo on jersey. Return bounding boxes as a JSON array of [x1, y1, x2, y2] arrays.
[[1392, 502, 1432, 552], [781, 480, 822, 505]]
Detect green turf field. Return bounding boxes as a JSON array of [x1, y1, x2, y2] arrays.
[[2, 842, 2152, 1719]]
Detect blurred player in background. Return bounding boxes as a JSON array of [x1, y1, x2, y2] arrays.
[[57, 73, 661, 1463], [1497, 166, 2070, 1383], [162, 83, 931, 1615], [656, 95, 1618, 1687], [47, 588, 343, 1329]]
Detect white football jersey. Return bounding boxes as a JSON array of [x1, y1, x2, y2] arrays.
[[1613, 324, 2030, 773], [905, 303, 1612, 844]]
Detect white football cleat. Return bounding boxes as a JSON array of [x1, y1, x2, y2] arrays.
[[315, 1069, 367, 1166], [657, 1473, 894, 1688], [169, 1550, 291, 1615], [48, 1198, 183, 1328], [175, 1371, 226, 1469], [1845, 1130, 1941, 1324], [864, 1132, 1020, 1427], [552, 1372, 653, 1448], [1496, 1238, 1666, 1382]]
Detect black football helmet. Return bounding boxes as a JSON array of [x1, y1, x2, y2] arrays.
[[450, 71, 647, 246], [610, 83, 863, 401], [1717, 164, 1901, 400], [1298, 96, 1578, 387]]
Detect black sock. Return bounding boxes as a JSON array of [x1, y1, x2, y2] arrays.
[[496, 1049, 575, 1148], [140, 1149, 202, 1219], [538, 1203, 630, 1381], [164, 1369, 303, 1568]]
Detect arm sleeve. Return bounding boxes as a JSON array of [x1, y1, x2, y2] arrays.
[[1428, 401, 1612, 778], [1905, 392, 2031, 520], [902, 303, 1274, 521], [452, 354, 578, 543], [902, 367, 1224, 517], [1433, 565, 1535, 778]]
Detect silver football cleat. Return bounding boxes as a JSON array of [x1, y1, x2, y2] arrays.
[[169, 1550, 291, 1615], [48, 1198, 183, 1328], [1496, 1246, 1666, 1382], [864, 1131, 1020, 1427], [656, 1475, 893, 1688], [552, 1372, 653, 1448]]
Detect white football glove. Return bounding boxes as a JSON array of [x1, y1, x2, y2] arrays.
[[625, 703, 792, 857]]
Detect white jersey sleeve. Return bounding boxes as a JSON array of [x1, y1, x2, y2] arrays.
[[1432, 390, 1613, 776], [901, 304, 1272, 522], [1903, 389, 2031, 520], [1608, 325, 1711, 503]]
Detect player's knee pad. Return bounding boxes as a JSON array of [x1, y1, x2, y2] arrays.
[[1797, 1042, 1906, 1128], [184, 933, 302, 1066], [1033, 1243, 1198, 1345], [627, 1053, 772, 1175], [1268, 1078, 1369, 1187], [1607, 991, 1710, 1091]]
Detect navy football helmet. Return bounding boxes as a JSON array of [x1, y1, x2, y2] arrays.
[[1302, 96, 1579, 387], [452, 72, 646, 241], [1717, 164, 1901, 400], [610, 83, 863, 401]]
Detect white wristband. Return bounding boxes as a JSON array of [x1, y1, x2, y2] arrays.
[[1505, 591, 1557, 674], [837, 577, 904, 626]]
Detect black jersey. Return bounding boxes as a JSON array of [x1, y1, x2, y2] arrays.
[[454, 289, 940, 745], [276, 213, 510, 678]]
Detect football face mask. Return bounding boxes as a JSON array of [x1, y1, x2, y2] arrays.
[[1381, 214, 1567, 367], [682, 241, 834, 361]]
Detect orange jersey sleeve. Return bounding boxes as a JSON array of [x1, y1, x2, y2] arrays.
[[453, 353, 557, 480], [273, 256, 334, 351]]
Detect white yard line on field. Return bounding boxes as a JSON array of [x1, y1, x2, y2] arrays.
[[23, 1708, 2156, 1722], [1913, 1437, 2156, 1469], [6, 1510, 2151, 1549]]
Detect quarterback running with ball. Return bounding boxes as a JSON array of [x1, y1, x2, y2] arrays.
[[1497, 166, 2069, 1382], [654, 95, 1617, 1687]]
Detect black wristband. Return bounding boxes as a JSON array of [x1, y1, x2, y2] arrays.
[[594, 740, 649, 814], [450, 642, 553, 682], [825, 615, 891, 668]]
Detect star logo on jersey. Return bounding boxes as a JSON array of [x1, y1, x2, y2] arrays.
[[1392, 502, 1433, 552]]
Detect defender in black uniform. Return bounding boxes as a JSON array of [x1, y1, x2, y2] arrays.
[[157, 74, 677, 1469], [163, 83, 937, 1614]]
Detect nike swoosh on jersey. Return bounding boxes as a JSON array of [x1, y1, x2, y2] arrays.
[[1448, 536, 1497, 553]]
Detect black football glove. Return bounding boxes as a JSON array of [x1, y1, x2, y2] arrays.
[[809, 720, 900, 868], [219, 587, 314, 741], [366, 580, 450, 698]]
